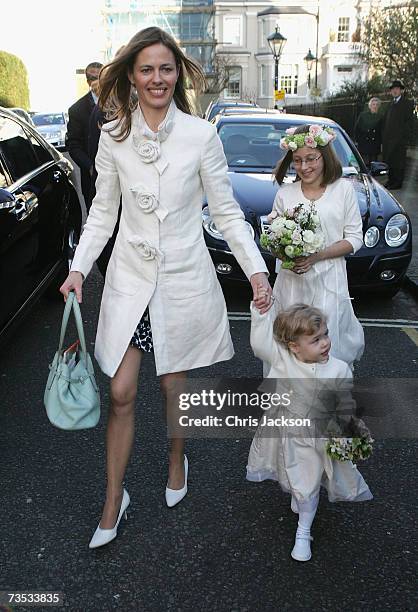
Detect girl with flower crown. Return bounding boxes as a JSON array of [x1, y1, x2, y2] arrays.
[[59, 27, 272, 549], [270, 124, 365, 369]]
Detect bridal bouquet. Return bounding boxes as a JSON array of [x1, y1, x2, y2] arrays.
[[260, 202, 325, 270]]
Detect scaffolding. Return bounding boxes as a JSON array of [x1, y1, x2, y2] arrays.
[[102, 0, 216, 73]]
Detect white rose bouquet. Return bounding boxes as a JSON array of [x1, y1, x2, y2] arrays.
[[260, 202, 324, 270]]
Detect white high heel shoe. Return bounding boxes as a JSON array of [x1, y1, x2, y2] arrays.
[[89, 489, 130, 549], [165, 455, 188, 508]]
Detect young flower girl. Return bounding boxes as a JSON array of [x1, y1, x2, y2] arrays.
[[247, 302, 373, 562], [271, 124, 364, 368]]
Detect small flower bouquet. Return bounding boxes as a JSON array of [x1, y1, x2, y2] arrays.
[[326, 434, 374, 463], [260, 202, 324, 269], [326, 416, 374, 463]]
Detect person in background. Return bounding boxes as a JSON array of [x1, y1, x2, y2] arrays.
[[382, 80, 414, 190], [67, 61, 103, 210], [354, 97, 382, 166]]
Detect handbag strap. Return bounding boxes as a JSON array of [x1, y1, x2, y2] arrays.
[[58, 292, 88, 361]]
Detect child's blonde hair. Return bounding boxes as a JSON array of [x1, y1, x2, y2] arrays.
[[273, 303, 327, 347]]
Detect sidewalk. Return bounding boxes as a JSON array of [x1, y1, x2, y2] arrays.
[[376, 147, 418, 297], [397, 148, 418, 297]]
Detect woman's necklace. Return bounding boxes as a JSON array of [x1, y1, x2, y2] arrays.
[[301, 184, 326, 203]]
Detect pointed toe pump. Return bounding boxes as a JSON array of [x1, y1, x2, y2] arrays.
[[165, 455, 188, 508], [89, 489, 130, 549]]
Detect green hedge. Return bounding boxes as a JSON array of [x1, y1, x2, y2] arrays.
[[0, 50, 30, 109]]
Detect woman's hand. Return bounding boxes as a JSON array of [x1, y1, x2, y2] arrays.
[[292, 252, 321, 275], [60, 271, 84, 303], [250, 272, 273, 313]]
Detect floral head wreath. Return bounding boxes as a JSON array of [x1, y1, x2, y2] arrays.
[[280, 125, 336, 151]]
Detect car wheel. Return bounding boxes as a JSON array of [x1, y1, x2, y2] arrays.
[[46, 227, 79, 299]]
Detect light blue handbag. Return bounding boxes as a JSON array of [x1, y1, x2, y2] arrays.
[[44, 291, 100, 430]]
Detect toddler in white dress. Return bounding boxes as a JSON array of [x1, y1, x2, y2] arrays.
[[247, 302, 373, 562]]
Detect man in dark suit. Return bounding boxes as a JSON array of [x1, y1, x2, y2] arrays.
[[382, 80, 415, 190], [67, 62, 103, 210]]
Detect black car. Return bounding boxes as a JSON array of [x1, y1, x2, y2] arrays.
[[0, 107, 82, 342], [202, 113, 412, 297]]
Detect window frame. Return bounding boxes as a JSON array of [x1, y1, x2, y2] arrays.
[[260, 64, 270, 97], [280, 64, 299, 96], [223, 14, 243, 47], [224, 66, 242, 99], [337, 17, 350, 42]]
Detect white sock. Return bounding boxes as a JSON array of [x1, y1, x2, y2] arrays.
[[297, 502, 318, 536]]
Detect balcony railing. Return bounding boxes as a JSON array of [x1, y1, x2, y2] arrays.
[[322, 42, 363, 56]]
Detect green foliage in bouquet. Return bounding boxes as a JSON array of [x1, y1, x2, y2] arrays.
[[260, 203, 324, 270], [326, 434, 374, 463]]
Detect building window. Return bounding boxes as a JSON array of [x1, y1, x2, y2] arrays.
[[223, 15, 242, 46], [224, 67, 242, 99], [337, 17, 350, 42], [260, 64, 270, 97], [280, 64, 299, 95], [258, 18, 270, 48]]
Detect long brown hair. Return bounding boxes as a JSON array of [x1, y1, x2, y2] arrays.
[[274, 124, 342, 186], [98, 27, 207, 141]]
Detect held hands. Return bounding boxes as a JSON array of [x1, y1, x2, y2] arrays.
[[60, 271, 84, 303], [292, 252, 322, 275], [250, 272, 273, 314]]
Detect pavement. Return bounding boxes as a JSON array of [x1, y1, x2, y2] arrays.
[[0, 277, 417, 611], [388, 147, 418, 297]]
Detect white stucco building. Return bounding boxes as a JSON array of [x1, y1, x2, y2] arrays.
[[214, 0, 373, 107]]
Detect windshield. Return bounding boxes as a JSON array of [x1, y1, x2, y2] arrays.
[[218, 121, 362, 173], [33, 113, 65, 126]]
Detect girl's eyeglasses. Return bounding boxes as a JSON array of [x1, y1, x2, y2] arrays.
[[293, 154, 322, 167]]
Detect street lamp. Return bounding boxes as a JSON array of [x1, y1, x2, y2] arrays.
[[304, 49, 316, 89], [258, 4, 320, 90], [267, 26, 287, 109]]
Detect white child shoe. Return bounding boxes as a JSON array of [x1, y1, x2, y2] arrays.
[[291, 527, 313, 562]]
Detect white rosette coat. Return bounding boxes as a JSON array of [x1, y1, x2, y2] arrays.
[[71, 102, 267, 377]]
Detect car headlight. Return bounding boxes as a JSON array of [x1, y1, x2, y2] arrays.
[[385, 213, 409, 247], [202, 206, 255, 240], [364, 226, 379, 248]]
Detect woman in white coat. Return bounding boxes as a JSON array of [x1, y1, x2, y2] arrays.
[[60, 26, 272, 548]]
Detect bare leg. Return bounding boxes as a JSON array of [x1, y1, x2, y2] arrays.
[[99, 346, 142, 529], [160, 371, 187, 490]]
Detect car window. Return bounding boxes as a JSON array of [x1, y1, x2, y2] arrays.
[[25, 130, 54, 165], [218, 122, 285, 168], [0, 116, 40, 182], [32, 113, 65, 126], [218, 121, 362, 171]]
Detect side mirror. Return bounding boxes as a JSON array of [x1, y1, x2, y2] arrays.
[[369, 161, 389, 176], [0, 188, 16, 210]]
